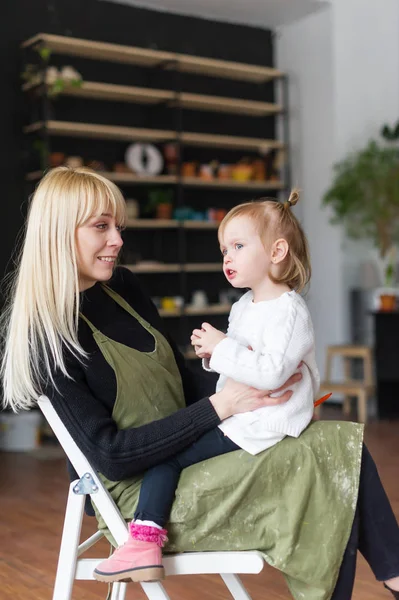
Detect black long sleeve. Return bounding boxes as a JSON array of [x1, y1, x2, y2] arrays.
[[44, 267, 220, 482]]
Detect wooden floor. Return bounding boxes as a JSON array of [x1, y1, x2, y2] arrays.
[[1, 409, 399, 600]]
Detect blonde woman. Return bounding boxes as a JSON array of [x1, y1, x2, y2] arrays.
[[2, 167, 399, 600]]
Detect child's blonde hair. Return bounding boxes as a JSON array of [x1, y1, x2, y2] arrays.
[[218, 189, 311, 293], [1, 167, 126, 411]]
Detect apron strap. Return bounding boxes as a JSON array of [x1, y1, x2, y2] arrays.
[[79, 312, 98, 334], [101, 284, 152, 330]]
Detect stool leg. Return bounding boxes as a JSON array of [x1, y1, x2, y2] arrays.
[[357, 389, 368, 424], [364, 351, 374, 388], [342, 357, 352, 417]]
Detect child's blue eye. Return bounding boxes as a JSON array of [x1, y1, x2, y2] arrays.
[[235, 243, 243, 250], [221, 249, 227, 256]]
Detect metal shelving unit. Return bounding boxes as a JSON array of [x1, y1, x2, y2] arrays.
[[22, 33, 291, 355]]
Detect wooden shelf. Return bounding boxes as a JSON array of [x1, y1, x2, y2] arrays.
[[24, 80, 282, 117], [179, 92, 282, 117], [22, 33, 284, 83], [101, 173, 285, 191], [26, 170, 285, 191], [24, 121, 283, 152], [180, 177, 285, 190], [125, 263, 221, 273], [181, 131, 282, 151], [24, 121, 175, 143], [95, 173, 178, 185], [175, 54, 282, 83], [159, 303, 231, 317], [125, 219, 219, 229], [58, 81, 172, 105], [126, 219, 178, 229], [22, 33, 176, 68]]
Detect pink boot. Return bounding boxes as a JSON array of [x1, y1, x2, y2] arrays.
[[93, 523, 167, 583]]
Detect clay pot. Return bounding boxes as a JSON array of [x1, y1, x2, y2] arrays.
[[380, 294, 397, 311], [49, 152, 65, 167], [181, 162, 197, 177], [156, 203, 173, 219], [252, 159, 266, 181], [218, 164, 232, 180]]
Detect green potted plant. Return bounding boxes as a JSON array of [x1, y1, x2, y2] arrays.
[[322, 123, 399, 309], [22, 46, 83, 99], [144, 189, 174, 219]]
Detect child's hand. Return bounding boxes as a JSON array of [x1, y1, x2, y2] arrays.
[[190, 332, 212, 359], [191, 323, 226, 356]]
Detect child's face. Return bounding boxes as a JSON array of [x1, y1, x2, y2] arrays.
[[219, 216, 272, 289]]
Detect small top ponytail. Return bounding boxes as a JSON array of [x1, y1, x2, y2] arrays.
[[284, 188, 300, 209]]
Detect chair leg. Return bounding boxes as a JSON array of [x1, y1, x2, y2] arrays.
[[141, 581, 171, 600], [110, 582, 127, 600], [221, 574, 253, 600], [52, 481, 85, 600], [357, 389, 368, 424]]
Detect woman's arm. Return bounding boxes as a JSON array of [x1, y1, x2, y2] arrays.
[[45, 356, 220, 482], [46, 353, 298, 482]]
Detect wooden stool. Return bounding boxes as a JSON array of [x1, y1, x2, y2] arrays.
[[316, 345, 374, 423]]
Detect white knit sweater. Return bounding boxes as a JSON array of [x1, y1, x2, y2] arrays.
[[204, 290, 320, 455]]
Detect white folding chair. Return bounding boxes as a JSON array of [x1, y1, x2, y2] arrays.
[[38, 395, 265, 600]]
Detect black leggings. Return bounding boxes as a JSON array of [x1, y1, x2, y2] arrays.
[[331, 445, 399, 598]]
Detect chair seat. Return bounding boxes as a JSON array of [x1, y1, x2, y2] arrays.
[[326, 345, 372, 358], [75, 551, 265, 579], [320, 381, 374, 395]]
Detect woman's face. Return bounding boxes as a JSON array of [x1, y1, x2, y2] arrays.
[[75, 212, 124, 291]]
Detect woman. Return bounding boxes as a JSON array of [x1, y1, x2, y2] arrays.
[[2, 167, 399, 600]]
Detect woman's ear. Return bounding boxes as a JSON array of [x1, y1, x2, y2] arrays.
[[271, 238, 289, 264]]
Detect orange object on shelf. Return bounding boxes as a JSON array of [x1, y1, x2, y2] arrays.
[[379, 294, 396, 312]]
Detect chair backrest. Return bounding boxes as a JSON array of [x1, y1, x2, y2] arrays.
[[38, 395, 128, 545]]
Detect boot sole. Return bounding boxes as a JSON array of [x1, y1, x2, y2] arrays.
[[94, 565, 165, 583]]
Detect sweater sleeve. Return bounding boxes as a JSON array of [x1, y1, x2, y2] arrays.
[[202, 297, 241, 373], [209, 297, 314, 391], [45, 356, 220, 482]]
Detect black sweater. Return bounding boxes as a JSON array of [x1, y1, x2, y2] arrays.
[[44, 267, 220, 482]]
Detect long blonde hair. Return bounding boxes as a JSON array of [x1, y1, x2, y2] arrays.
[[218, 189, 311, 292], [1, 167, 126, 411]]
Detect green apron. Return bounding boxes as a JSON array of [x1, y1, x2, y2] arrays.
[[81, 285, 364, 600]]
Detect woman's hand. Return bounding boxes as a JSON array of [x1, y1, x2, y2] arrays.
[[209, 370, 303, 421]]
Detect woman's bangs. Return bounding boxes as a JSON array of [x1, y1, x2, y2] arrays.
[[77, 179, 126, 226]]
